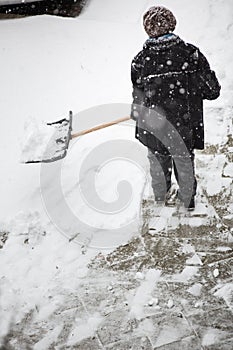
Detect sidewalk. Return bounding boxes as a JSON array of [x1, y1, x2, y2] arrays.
[[1, 134, 232, 350]]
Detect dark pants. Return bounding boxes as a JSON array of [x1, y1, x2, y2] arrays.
[[147, 148, 197, 205]]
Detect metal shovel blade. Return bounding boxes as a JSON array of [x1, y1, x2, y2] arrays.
[[25, 111, 73, 163]]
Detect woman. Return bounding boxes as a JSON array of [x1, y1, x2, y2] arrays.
[[131, 6, 221, 210]]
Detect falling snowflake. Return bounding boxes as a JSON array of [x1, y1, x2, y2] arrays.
[[182, 62, 189, 70]]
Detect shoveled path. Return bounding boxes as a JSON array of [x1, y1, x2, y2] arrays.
[[1, 140, 232, 349]]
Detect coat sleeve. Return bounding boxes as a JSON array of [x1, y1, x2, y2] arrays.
[[194, 49, 221, 100], [131, 50, 145, 120]]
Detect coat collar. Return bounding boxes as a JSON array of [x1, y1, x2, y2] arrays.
[[144, 34, 183, 51]]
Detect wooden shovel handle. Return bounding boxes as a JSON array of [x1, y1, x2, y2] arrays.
[[71, 116, 131, 139]]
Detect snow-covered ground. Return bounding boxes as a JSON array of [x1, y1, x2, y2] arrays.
[[0, 0, 232, 348]]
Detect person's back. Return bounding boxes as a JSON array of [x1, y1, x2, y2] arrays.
[[131, 6, 221, 210]]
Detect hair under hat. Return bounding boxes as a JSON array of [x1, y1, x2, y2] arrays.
[[143, 6, 177, 38]]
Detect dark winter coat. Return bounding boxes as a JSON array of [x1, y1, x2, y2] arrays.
[[131, 34, 221, 154]]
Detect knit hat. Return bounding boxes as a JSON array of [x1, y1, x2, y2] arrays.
[[143, 6, 176, 38]]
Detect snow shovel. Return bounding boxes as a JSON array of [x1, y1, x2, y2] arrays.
[[24, 111, 131, 163]]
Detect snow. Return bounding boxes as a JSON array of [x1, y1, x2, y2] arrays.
[[0, 213, 97, 342], [186, 253, 203, 266], [153, 323, 188, 348], [33, 324, 64, 350], [216, 246, 232, 252], [129, 269, 161, 320], [81, 0, 146, 24], [181, 242, 195, 254], [66, 313, 103, 346], [0, 0, 232, 348], [197, 153, 232, 196], [20, 118, 69, 163], [213, 283, 233, 309], [187, 283, 202, 297], [172, 266, 199, 283], [167, 298, 174, 308], [202, 328, 230, 346], [223, 162, 233, 177]]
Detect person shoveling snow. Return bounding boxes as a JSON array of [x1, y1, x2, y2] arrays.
[[131, 6, 221, 211]]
